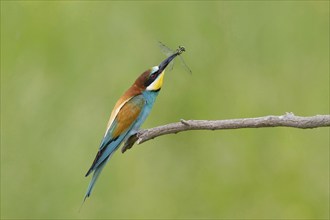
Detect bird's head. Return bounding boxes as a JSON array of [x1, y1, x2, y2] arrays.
[[134, 53, 179, 92]]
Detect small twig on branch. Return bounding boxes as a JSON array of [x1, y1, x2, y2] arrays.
[[121, 113, 330, 153]]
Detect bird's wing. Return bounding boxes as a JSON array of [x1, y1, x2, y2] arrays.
[[85, 94, 146, 176]]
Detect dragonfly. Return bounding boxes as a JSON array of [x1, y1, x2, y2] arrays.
[[158, 41, 192, 74]]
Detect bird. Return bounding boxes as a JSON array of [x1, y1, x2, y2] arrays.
[[83, 46, 187, 201]]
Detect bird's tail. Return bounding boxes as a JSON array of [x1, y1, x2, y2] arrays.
[[83, 158, 108, 202]]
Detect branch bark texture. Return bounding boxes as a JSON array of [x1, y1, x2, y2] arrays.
[[121, 113, 330, 153]]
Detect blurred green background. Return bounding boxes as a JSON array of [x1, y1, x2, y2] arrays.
[[1, 1, 329, 219]]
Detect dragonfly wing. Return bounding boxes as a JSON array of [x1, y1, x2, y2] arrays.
[[158, 41, 191, 74], [178, 55, 192, 74], [158, 41, 175, 71]]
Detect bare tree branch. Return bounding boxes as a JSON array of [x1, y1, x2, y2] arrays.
[[121, 113, 330, 153]]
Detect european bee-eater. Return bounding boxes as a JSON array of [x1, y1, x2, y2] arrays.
[[84, 46, 187, 201]]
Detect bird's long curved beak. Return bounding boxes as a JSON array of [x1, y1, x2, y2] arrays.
[[158, 53, 179, 73]]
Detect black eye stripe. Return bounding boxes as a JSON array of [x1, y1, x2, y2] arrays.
[[151, 73, 157, 79], [144, 71, 159, 87]]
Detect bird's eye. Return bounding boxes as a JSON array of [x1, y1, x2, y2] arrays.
[[144, 71, 159, 87], [150, 73, 157, 80]]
